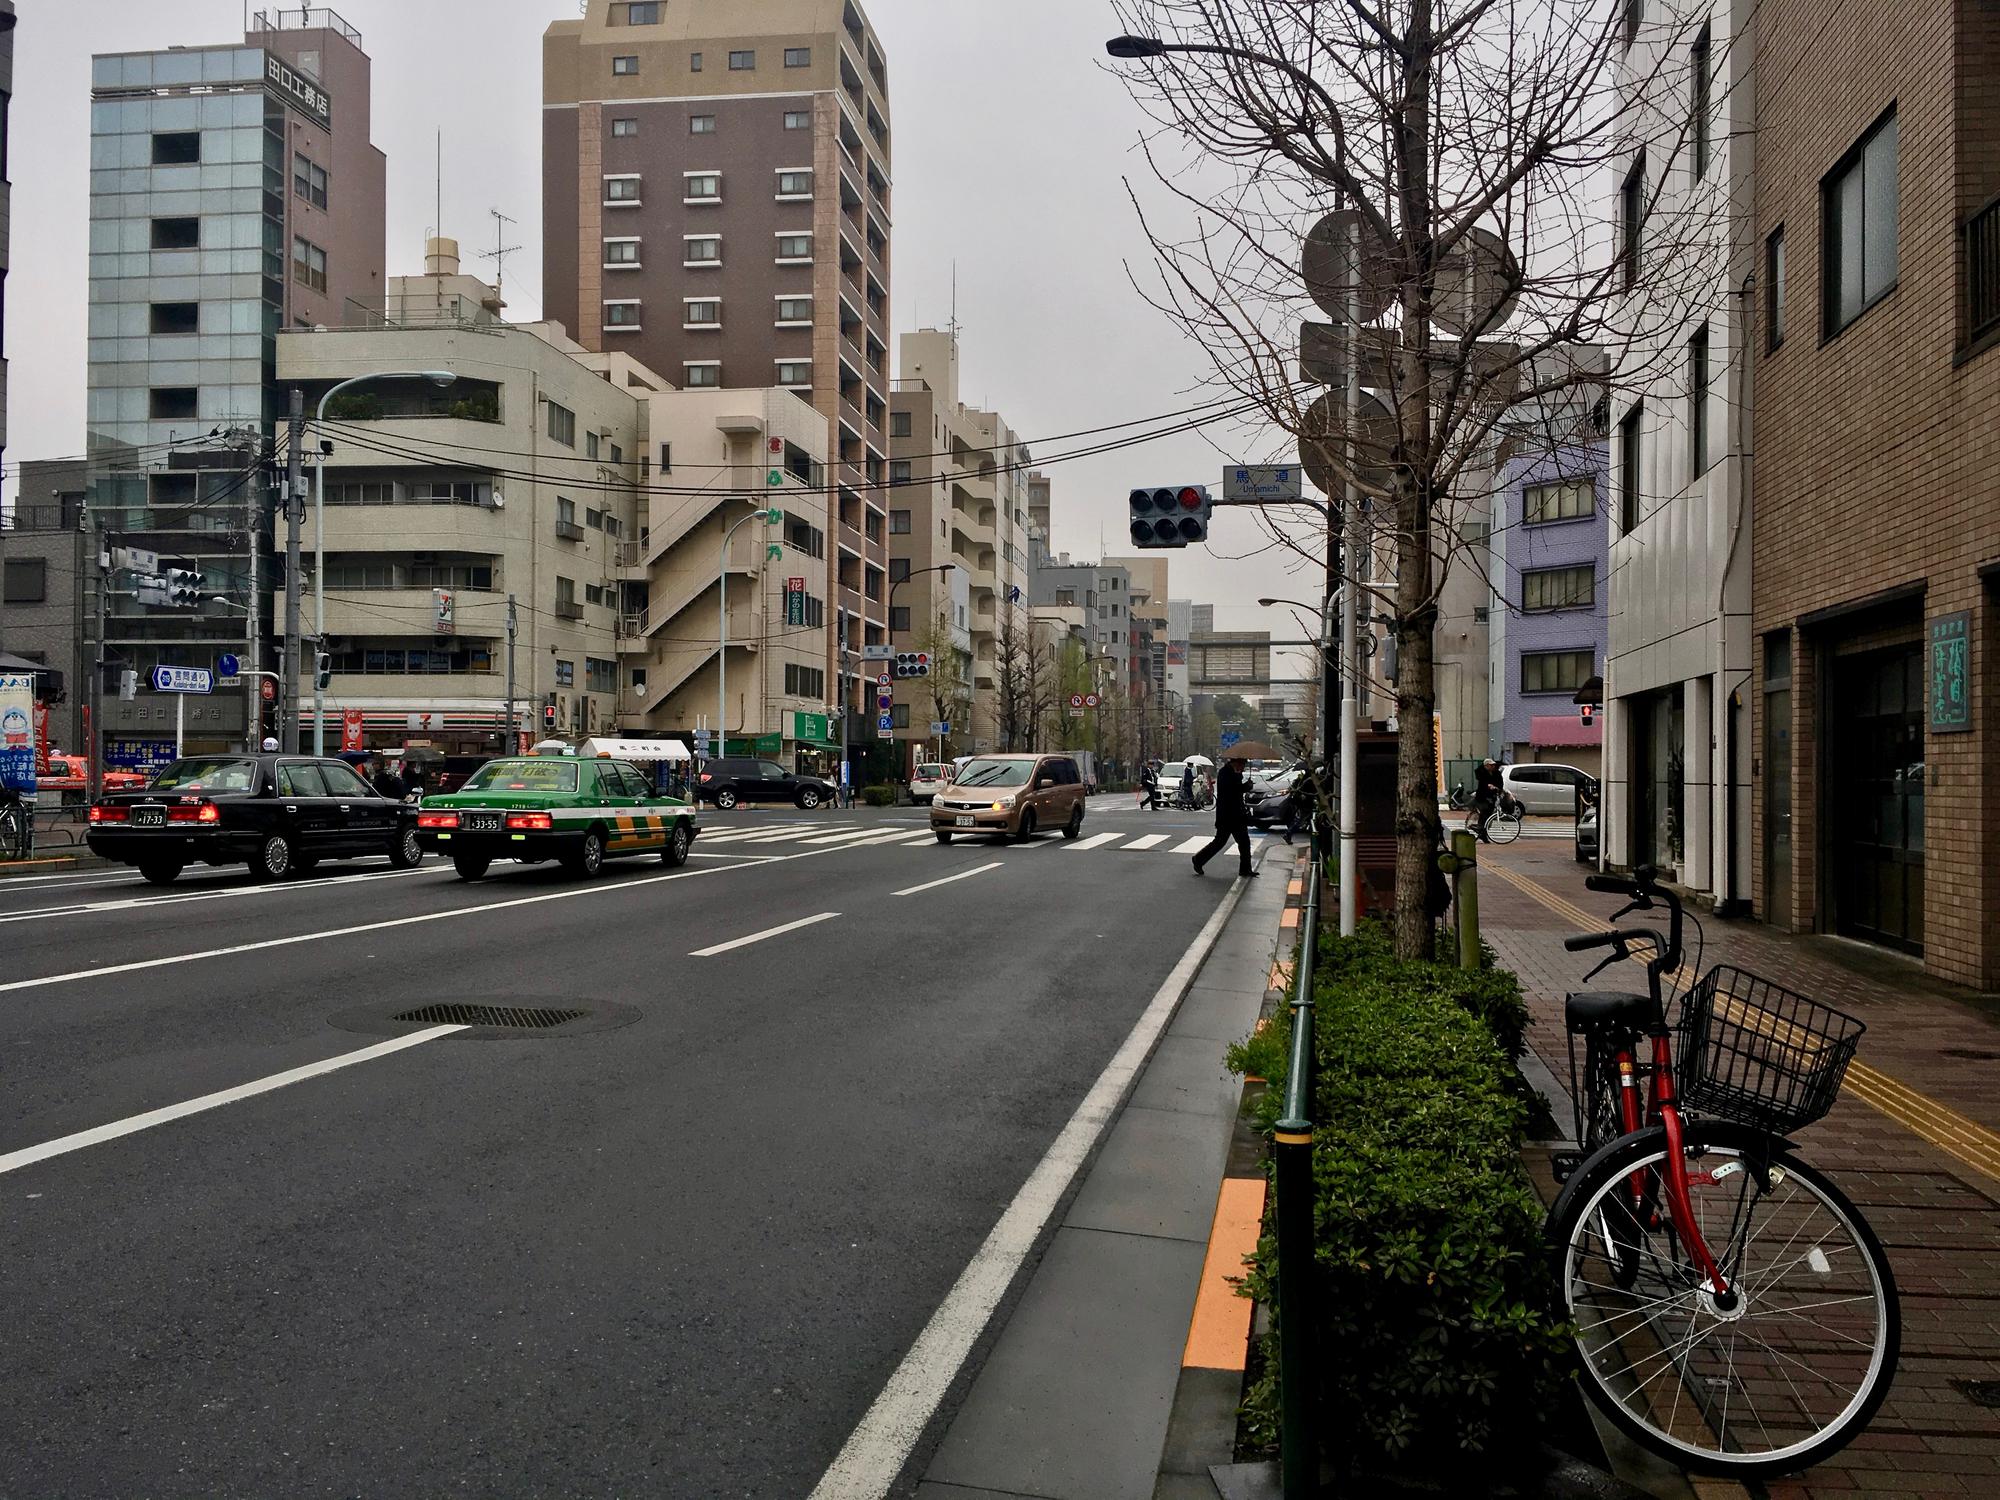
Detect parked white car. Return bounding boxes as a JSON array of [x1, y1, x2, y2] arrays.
[[908, 763, 948, 805], [1501, 762, 1598, 815]]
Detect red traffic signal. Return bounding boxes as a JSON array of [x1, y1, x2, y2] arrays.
[[1177, 486, 1203, 510]]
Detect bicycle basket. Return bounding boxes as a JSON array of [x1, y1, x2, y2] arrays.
[[1675, 965, 1865, 1132]]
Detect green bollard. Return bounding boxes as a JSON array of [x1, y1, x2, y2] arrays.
[[1450, 829, 1480, 970]]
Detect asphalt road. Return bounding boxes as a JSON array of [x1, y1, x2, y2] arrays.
[[0, 800, 1260, 1498]]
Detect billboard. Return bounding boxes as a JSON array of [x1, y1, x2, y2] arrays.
[[0, 675, 37, 796]]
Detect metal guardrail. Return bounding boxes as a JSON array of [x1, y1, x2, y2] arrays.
[[1273, 826, 1323, 1500], [0, 802, 93, 862]]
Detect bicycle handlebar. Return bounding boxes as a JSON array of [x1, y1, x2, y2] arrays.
[[1562, 927, 1658, 954], [1573, 866, 1684, 985]]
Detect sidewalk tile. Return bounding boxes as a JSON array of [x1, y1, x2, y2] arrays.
[[1126, 1035, 1243, 1118], [1066, 1106, 1233, 1242]]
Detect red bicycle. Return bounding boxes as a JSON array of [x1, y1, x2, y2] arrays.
[[1546, 870, 1899, 1476]]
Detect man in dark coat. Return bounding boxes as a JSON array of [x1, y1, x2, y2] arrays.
[[1192, 753, 1257, 878]]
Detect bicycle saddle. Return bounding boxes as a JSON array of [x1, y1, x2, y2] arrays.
[[1564, 990, 1664, 1033]]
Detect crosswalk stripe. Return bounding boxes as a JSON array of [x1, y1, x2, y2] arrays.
[[700, 825, 823, 843], [801, 828, 887, 845], [1123, 834, 1169, 851], [1172, 836, 1211, 854], [1065, 832, 1122, 852], [899, 832, 943, 844]]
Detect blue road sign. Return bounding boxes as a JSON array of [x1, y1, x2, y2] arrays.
[[931, 721, 951, 736], [877, 714, 894, 731], [151, 666, 214, 695], [1219, 729, 1241, 750], [217, 653, 241, 678]]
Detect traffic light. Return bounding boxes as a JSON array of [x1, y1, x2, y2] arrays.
[[165, 566, 206, 607], [1126, 485, 1212, 548], [314, 653, 332, 691], [543, 694, 558, 729], [893, 651, 931, 679]]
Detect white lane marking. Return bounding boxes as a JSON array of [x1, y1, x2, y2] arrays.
[[898, 832, 943, 845], [891, 862, 1004, 897], [807, 871, 1250, 1499], [800, 828, 887, 845], [1064, 832, 1122, 852], [1171, 836, 1211, 854], [0, 864, 440, 927], [685, 851, 783, 862], [689, 910, 840, 957], [1122, 834, 1169, 851], [0, 843, 865, 999], [0, 1025, 464, 1177], [0, 871, 136, 893]]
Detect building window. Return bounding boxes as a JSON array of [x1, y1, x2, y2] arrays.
[[149, 302, 199, 335], [604, 174, 642, 204], [690, 114, 716, 135], [890, 704, 910, 729], [786, 514, 824, 557], [1689, 26, 1711, 181], [587, 658, 618, 694], [611, 117, 638, 137], [1823, 108, 1899, 337], [1619, 152, 1646, 291], [685, 235, 721, 265], [684, 171, 721, 200], [1522, 649, 1595, 694], [689, 51, 702, 71], [1766, 227, 1787, 349], [889, 606, 912, 632], [1524, 478, 1592, 523], [555, 658, 574, 687], [784, 110, 811, 130], [784, 47, 812, 67], [623, 1, 661, 22], [728, 49, 755, 70], [684, 298, 721, 327], [4, 558, 48, 604], [291, 237, 328, 293], [775, 296, 812, 324], [1618, 402, 1643, 532], [775, 360, 812, 386], [150, 217, 200, 250], [151, 131, 200, 165], [149, 387, 198, 420], [1522, 565, 1596, 612], [776, 169, 813, 199], [889, 558, 911, 583], [1687, 323, 1710, 475], [603, 300, 642, 330], [586, 433, 602, 461], [889, 460, 911, 484], [683, 362, 721, 387], [603, 237, 641, 266], [890, 411, 911, 438], [293, 153, 328, 208], [785, 663, 826, 698], [547, 401, 577, 447], [775, 233, 812, 262], [557, 498, 578, 531], [612, 55, 639, 75]]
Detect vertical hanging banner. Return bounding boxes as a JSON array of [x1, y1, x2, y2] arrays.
[[785, 576, 807, 626], [0, 675, 38, 798]]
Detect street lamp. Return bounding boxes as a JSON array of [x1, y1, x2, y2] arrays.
[[717, 505, 783, 763], [1104, 33, 1347, 131], [312, 370, 455, 753]]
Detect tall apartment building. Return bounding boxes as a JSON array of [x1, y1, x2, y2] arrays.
[[82, 8, 386, 758], [891, 329, 1031, 752], [1601, 0, 1754, 907], [1747, 0, 2000, 985], [543, 0, 893, 764]]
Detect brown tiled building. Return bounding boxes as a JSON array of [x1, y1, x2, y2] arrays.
[[543, 0, 893, 741], [1750, 0, 2000, 986]]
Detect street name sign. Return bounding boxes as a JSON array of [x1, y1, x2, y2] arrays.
[[151, 667, 213, 695], [1222, 465, 1303, 502]]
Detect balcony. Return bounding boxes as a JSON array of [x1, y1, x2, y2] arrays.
[[556, 600, 584, 621], [556, 518, 586, 542]]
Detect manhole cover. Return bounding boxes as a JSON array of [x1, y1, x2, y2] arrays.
[[1952, 1378, 2000, 1409], [395, 1002, 584, 1029], [1940, 1048, 2000, 1061], [327, 998, 641, 1040]]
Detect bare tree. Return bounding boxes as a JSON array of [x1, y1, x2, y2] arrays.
[[1110, 0, 1737, 955]]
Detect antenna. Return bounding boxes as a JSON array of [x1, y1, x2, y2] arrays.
[[479, 209, 523, 294], [433, 132, 442, 247], [947, 261, 961, 340]]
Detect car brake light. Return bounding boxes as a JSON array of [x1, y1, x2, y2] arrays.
[[505, 812, 554, 831], [417, 811, 459, 829], [168, 802, 219, 823], [699, 772, 713, 782], [89, 804, 128, 823]]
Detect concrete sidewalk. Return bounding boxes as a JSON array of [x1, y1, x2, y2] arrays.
[[1481, 840, 2000, 1500], [914, 855, 1290, 1500]]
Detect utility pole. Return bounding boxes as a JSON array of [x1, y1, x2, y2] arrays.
[[280, 387, 305, 753], [89, 518, 110, 804], [1338, 219, 1361, 937], [838, 612, 852, 807], [244, 429, 265, 752], [504, 592, 518, 754]]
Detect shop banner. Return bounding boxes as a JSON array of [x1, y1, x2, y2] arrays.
[[1, 676, 42, 796]]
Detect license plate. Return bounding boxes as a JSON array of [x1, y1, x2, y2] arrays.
[[954, 815, 975, 827], [462, 812, 503, 832], [131, 807, 167, 828]]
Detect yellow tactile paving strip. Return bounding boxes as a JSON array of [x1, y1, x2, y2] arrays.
[[1483, 861, 2000, 1184]]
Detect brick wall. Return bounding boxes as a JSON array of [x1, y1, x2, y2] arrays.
[[1752, 0, 2000, 987]]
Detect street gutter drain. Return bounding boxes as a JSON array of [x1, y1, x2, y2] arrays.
[[393, 1003, 586, 1030]]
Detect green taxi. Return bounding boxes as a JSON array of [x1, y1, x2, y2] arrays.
[[415, 755, 699, 880]]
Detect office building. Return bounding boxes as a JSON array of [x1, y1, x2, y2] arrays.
[[2, 464, 90, 754], [543, 0, 894, 754]]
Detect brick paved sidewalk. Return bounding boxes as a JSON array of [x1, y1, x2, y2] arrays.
[[1479, 840, 2000, 1500]]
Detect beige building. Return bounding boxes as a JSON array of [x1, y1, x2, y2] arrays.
[[543, 0, 892, 774], [278, 245, 831, 765]]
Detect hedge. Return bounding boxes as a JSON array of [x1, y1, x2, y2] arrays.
[[1227, 924, 1569, 1481], [860, 784, 898, 807]]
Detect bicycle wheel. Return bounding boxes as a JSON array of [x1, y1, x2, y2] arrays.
[[1549, 1123, 1899, 1476], [1486, 807, 1522, 843], [0, 803, 25, 861]]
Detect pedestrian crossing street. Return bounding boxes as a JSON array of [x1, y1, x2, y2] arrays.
[[691, 820, 1291, 857]]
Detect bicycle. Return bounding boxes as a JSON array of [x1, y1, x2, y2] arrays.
[[1545, 868, 1898, 1477], [0, 792, 27, 862], [1462, 790, 1522, 844]]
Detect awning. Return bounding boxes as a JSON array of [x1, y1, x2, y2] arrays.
[[1531, 714, 1602, 748]]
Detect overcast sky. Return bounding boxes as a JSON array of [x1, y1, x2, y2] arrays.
[[5, 0, 1329, 657]]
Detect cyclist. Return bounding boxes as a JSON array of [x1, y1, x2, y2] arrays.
[[1469, 757, 1504, 842]]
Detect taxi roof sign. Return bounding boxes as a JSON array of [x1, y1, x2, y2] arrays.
[[579, 737, 694, 762]]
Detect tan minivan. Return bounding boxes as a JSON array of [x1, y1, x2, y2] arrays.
[[931, 753, 1087, 843]]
